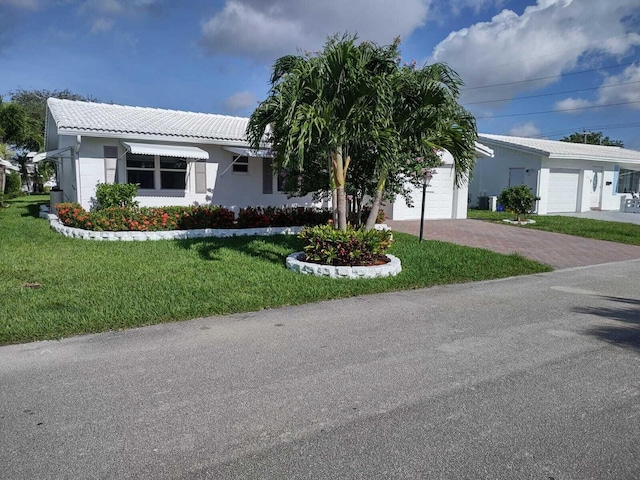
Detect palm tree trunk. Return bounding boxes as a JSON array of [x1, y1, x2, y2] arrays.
[[365, 170, 387, 230], [329, 154, 338, 226], [331, 146, 350, 231]]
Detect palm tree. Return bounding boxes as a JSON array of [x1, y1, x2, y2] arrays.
[[247, 34, 477, 231], [363, 63, 477, 229], [247, 34, 398, 231]]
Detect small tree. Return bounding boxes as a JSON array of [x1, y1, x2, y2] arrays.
[[4, 171, 22, 198], [498, 185, 539, 222]]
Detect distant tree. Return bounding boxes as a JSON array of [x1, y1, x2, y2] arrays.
[[0, 101, 41, 151], [560, 131, 624, 147], [8, 89, 100, 147]]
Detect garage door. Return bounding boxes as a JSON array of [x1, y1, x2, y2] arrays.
[[547, 169, 579, 213]]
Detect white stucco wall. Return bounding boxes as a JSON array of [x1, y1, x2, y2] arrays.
[[541, 159, 628, 213], [384, 162, 468, 221], [469, 145, 541, 209], [56, 136, 316, 210]]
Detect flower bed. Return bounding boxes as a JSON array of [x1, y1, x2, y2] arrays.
[[55, 203, 332, 232], [286, 252, 401, 279]]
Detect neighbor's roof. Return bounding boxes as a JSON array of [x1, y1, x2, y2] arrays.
[[47, 98, 251, 145], [479, 133, 640, 163], [0, 158, 20, 171]]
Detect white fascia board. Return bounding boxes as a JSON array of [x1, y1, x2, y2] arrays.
[[548, 153, 640, 164], [56, 129, 250, 147]]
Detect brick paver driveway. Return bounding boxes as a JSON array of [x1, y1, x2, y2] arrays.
[[386, 219, 640, 269]]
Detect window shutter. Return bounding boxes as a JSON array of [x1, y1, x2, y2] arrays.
[[262, 158, 273, 194], [195, 161, 207, 194], [103, 146, 118, 184]]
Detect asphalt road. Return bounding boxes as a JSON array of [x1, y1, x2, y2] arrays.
[[2, 260, 640, 479]]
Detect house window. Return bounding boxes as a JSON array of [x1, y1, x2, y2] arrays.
[[126, 153, 187, 190], [232, 156, 249, 174], [617, 168, 640, 193]]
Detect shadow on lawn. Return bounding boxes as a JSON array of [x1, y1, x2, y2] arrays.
[[574, 296, 640, 351], [175, 234, 304, 266], [20, 200, 49, 219]]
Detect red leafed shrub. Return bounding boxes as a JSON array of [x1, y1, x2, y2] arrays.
[[237, 207, 271, 228], [56, 203, 332, 232]]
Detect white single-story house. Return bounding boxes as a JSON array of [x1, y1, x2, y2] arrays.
[[469, 134, 640, 214], [38, 98, 487, 219], [37, 98, 317, 211], [381, 142, 494, 220]]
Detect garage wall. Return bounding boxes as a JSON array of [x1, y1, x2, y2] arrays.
[[385, 164, 469, 220], [469, 144, 541, 208]]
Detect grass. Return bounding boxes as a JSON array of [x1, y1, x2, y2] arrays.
[[0, 196, 551, 345], [468, 209, 640, 246]]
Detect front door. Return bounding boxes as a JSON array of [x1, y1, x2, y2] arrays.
[[590, 167, 603, 209]]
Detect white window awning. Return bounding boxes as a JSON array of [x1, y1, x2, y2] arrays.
[[223, 146, 273, 158], [0, 159, 19, 171], [30, 147, 73, 163], [122, 142, 209, 160]]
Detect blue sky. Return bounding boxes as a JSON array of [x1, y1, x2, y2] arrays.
[[1, 0, 639, 148]]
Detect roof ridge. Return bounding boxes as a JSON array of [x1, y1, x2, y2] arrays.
[[47, 97, 251, 121]]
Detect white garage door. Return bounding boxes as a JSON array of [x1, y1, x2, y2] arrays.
[[547, 169, 579, 213], [388, 166, 455, 220]]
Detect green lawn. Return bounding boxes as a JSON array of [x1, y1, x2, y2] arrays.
[[468, 209, 640, 246], [0, 196, 551, 345]]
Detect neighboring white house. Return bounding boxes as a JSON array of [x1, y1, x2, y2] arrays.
[[1, 157, 20, 193], [469, 134, 640, 214], [382, 142, 494, 220], [38, 98, 483, 218]]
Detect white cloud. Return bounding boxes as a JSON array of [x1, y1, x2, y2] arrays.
[[508, 121, 541, 137], [430, 0, 640, 105], [200, 0, 431, 60], [91, 17, 114, 34], [224, 91, 258, 113], [554, 63, 640, 112], [593, 63, 640, 108], [553, 97, 593, 112]]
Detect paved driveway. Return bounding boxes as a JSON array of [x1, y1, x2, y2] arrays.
[[386, 218, 640, 269]]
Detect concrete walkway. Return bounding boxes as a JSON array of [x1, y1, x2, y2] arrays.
[[386, 218, 640, 269]]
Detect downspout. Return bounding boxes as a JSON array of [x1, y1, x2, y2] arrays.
[[73, 135, 82, 205]]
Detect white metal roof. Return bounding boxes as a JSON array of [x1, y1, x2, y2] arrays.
[[479, 133, 640, 163], [122, 142, 209, 160], [47, 98, 250, 144]]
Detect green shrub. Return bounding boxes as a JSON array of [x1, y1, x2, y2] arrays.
[[238, 206, 332, 228], [498, 185, 540, 221], [4, 171, 21, 198], [299, 224, 393, 266], [95, 183, 138, 209], [43, 186, 51, 193]]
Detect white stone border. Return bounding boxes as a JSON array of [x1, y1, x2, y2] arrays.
[[503, 219, 536, 225], [286, 252, 401, 279], [48, 214, 303, 241], [41, 203, 392, 242]]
